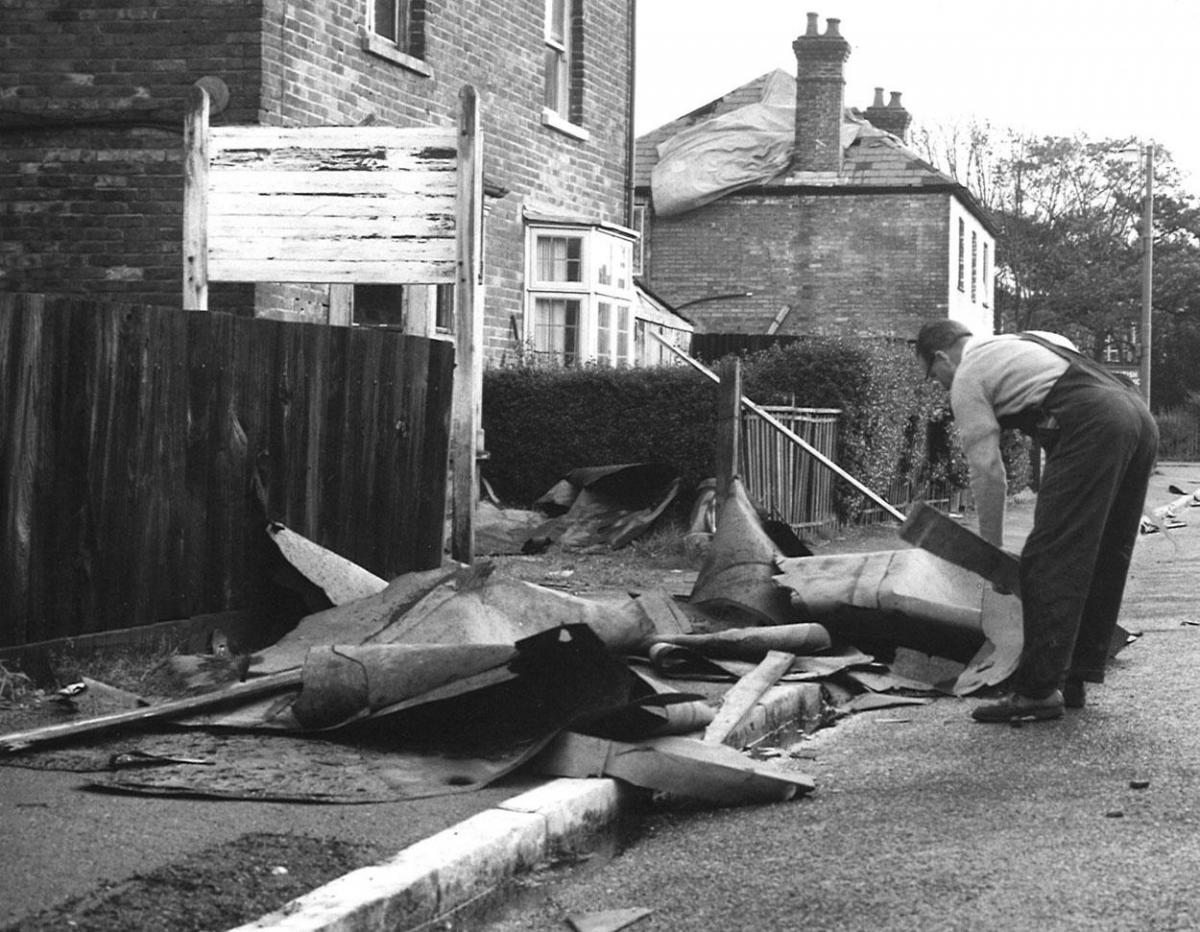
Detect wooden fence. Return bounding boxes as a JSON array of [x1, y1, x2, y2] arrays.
[[739, 406, 841, 533], [0, 295, 454, 647]]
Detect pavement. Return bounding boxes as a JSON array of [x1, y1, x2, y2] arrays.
[[3, 462, 1197, 932]]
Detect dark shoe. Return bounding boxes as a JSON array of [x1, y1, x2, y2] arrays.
[[1063, 679, 1086, 709], [972, 690, 1064, 723]]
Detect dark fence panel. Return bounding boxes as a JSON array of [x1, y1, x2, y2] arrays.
[[691, 333, 803, 361], [0, 295, 453, 647]]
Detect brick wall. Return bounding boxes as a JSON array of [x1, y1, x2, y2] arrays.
[[0, 0, 262, 307], [644, 190, 952, 339], [1, 0, 633, 362]]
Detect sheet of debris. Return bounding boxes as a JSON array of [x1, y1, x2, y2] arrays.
[[7, 467, 1119, 807], [485, 462, 682, 555], [0, 523, 819, 806]]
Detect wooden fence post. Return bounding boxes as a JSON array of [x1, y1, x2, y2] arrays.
[[450, 85, 483, 563], [716, 357, 742, 504], [182, 85, 210, 311]]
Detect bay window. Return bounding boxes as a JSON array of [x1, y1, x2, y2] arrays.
[[526, 223, 636, 367]]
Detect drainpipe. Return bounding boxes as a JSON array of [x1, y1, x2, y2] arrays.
[[626, 0, 637, 227]]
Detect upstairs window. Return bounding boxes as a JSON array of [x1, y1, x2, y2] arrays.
[[970, 231, 978, 303], [981, 242, 990, 307], [363, 0, 429, 74], [543, 0, 585, 134], [956, 218, 965, 292]]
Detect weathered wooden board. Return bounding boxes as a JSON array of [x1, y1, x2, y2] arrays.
[[196, 123, 459, 285], [0, 296, 454, 647]]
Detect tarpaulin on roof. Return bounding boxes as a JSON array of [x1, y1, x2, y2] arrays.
[[650, 71, 795, 218], [649, 71, 891, 218]]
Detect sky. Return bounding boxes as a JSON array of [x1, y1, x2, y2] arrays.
[[635, 0, 1200, 196]]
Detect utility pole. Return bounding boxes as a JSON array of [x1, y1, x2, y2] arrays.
[[1139, 143, 1154, 405]]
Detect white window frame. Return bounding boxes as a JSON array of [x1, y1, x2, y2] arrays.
[[526, 223, 636, 367], [362, 0, 431, 76], [541, 0, 588, 138], [956, 218, 966, 292], [970, 230, 978, 303], [981, 242, 990, 308], [631, 203, 646, 276]]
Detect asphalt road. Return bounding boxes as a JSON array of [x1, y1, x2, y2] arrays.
[[4, 463, 1197, 931], [479, 463, 1200, 932]]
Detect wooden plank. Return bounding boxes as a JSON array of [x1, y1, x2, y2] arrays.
[[209, 149, 457, 174], [417, 339, 455, 569], [716, 357, 741, 503], [702, 650, 797, 747], [182, 85, 210, 310], [205, 212, 457, 238], [209, 125, 456, 153], [0, 295, 45, 646], [208, 236, 456, 264], [207, 193, 457, 222], [328, 285, 352, 326], [451, 84, 483, 564], [898, 502, 1021, 595], [0, 670, 303, 754], [207, 168, 456, 197], [205, 258, 457, 284]]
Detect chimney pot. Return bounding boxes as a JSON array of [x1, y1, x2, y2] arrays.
[[792, 13, 852, 174], [864, 88, 912, 142]]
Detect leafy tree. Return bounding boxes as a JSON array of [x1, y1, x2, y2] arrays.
[[910, 121, 1200, 409]]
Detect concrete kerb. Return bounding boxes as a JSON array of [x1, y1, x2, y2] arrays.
[[227, 682, 824, 932]]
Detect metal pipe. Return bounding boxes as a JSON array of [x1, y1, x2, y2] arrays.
[[650, 330, 906, 522], [1140, 143, 1154, 405]]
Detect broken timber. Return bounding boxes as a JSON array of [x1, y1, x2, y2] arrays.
[[899, 502, 1021, 596], [702, 650, 796, 746], [0, 671, 302, 754]]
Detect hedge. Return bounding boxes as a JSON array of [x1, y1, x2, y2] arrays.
[[482, 337, 1033, 523]]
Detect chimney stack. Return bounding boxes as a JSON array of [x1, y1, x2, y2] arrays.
[[792, 13, 851, 173], [865, 88, 912, 142]]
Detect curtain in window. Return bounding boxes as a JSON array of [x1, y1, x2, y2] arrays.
[[534, 297, 580, 364]]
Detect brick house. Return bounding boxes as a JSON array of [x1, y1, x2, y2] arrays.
[[0, 0, 689, 365], [634, 13, 996, 341]]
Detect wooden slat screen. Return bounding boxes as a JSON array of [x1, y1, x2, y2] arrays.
[[0, 295, 454, 647], [205, 126, 459, 285]]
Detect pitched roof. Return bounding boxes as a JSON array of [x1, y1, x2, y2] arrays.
[[635, 70, 993, 230], [634, 70, 784, 188]]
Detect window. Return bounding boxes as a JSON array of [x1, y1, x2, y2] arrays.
[[526, 223, 635, 366], [631, 203, 646, 276], [534, 298, 581, 365], [981, 242, 990, 307], [354, 284, 405, 328], [956, 218, 965, 292], [537, 235, 583, 283], [352, 283, 453, 335], [434, 283, 454, 333], [543, 0, 584, 134], [363, 0, 429, 75], [970, 231, 978, 303]]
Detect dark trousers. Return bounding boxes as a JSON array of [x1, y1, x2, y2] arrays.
[[1011, 364, 1159, 697]]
